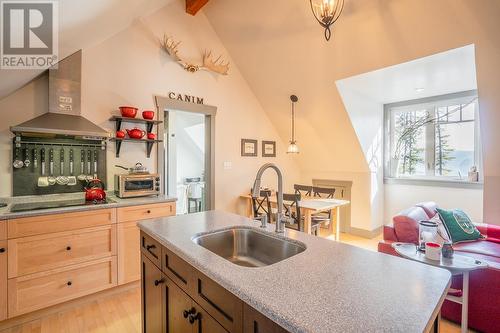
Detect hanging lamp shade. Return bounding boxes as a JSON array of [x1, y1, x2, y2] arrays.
[[287, 95, 299, 154], [309, 0, 344, 41]]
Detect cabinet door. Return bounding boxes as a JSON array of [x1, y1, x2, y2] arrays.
[[141, 255, 164, 333], [0, 240, 7, 321], [118, 221, 141, 284], [243, 304, 288, 333], [194, 306, 228, 333], [164, 277, 192, 333]]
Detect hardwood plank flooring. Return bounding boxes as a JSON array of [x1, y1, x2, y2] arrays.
[[1, 232, 468, 333]]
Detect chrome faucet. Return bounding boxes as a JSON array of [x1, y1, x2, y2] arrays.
[[251, 163, 291, 233]]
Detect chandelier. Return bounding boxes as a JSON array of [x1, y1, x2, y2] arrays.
[[309, 0, 345, 41]]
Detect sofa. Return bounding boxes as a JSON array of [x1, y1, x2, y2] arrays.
[[378, 202, 500, 333]]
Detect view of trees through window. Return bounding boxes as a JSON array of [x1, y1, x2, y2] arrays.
[[387, 93, 479, 180]]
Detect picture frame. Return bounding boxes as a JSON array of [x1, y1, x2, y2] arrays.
[[241, 139, 258, 157], [262, 140, 276, 157]]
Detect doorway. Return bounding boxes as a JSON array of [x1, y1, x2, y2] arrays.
[[155, 96, 216, 215]]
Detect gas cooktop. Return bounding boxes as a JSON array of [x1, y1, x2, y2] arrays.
[[10, 198, 115, 213]]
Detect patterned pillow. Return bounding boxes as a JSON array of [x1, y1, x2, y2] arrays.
[[436, 208, 483, 244]]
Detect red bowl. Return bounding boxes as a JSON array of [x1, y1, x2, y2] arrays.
[[119, 106, 138, 118], [142, 110, 155, 120]]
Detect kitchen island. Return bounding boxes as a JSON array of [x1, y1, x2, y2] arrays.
[[139, 210, 451, 333]]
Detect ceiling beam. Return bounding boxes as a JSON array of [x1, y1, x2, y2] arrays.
[[186, 0, 209, 16]]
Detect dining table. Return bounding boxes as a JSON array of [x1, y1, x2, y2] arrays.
[[240, 194, 350, 241]]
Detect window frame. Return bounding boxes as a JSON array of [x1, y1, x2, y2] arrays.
[[383, 90, 483, 188]]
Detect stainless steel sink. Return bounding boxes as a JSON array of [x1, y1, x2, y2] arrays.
[[192, 227, 306, 267]]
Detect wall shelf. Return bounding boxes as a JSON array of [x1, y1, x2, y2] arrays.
[[110, 116, 162, 133], [109, 116, 163, 158], [110, 138, 163, 158]]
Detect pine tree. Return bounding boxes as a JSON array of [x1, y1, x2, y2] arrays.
[[435, 122, 455, 175], [395, 111, 424, 175]]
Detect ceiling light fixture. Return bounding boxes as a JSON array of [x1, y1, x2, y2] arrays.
[[309, 0, 345, 41], [287, 95, 299, 154]]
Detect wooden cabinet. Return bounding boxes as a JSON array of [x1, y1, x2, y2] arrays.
[[8, 256, 117, 317], [141, 255, 164, 333], [243, 303, 288, 333], [141, 240, 289, 333], [0, 240, 7, 321], [117, 202, 175, 223], [8, 225, 116, 278], [7, 208, 116, 238], [142, 253, 228, 333], [117, 221, 141, 284], [117, 202, 176, 285], [192, 270, 242, 333]]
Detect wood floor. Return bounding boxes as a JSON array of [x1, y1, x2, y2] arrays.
[[0, 232, 468, 333]]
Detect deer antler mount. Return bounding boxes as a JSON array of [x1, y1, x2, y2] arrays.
[[160, 34, 229, 76]]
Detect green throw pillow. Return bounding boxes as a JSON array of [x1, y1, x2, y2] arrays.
[[436, 208, 483, 243]]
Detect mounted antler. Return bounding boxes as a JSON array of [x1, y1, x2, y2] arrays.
[[159, 34, 229, 75], [201, 51, 229, 75]]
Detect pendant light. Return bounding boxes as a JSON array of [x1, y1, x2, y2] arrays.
[[287, 95, 299, 154], [309, 0, 344, 41]]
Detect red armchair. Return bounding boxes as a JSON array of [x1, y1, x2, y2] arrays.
[[378, 202, 500, 333]]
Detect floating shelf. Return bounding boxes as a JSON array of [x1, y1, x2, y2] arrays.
[[110, 138, 163, 158], [109, 116, 163, 158], [110, 116, 162, 133]]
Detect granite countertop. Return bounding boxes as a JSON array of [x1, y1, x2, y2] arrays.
[[0, 193, 176, 220], [139, 210, 451, 333]]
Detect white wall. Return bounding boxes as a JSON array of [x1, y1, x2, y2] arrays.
[[174, 111, 205, 184], [385, 184, 483, 223], [0, 0, 301, 215]]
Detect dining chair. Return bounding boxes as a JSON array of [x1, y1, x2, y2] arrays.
[[311, 186, 336, 227], [294, 184, 312, 197], [312, 186, 336, 198], [251, 189, 272, 223], [281, 193, 321, 236]]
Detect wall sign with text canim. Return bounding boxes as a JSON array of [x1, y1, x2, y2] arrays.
[[168, 92, 204, 105]]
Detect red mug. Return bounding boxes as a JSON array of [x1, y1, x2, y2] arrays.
[[147, 133, 156, 140], [116, 130, 125, 139]]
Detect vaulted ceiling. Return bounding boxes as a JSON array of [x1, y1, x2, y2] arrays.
[[0, 0, 174, 99]]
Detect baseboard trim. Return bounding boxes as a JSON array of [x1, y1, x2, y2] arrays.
[[0, 280, 140, 331], [349, 226, 382, 239]]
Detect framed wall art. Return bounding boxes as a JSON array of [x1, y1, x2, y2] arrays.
[[241, 139, 258, 156], [262, 140, 276, 157]]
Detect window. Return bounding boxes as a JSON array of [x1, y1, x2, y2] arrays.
[[385, 91, 481, 182]]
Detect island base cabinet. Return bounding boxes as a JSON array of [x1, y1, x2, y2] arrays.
[[243, 304, 288, 333], [141, 255, 163, 333], [142, 254, 228, 333], [0, 240, 7, 321]]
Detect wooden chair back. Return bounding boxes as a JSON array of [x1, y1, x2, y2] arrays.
[[281, 193, 302, 231], [312, 186, 335, 198], [293, 184, 312, 197], [251, 189, 272, 222]]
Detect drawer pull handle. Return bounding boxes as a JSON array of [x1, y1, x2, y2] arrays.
[[66, 246, 71, 251], [154, 278, 165, 286], [188, 312, 200, 324], [146, 244, 156, 251], [0, 248, 5, 253], [183, 307, 196, 318], [67, 281, 72, 286], [146, 210, 151, 214]]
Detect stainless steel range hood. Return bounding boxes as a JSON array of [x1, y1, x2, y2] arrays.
[[10, 50, 110, 139]]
